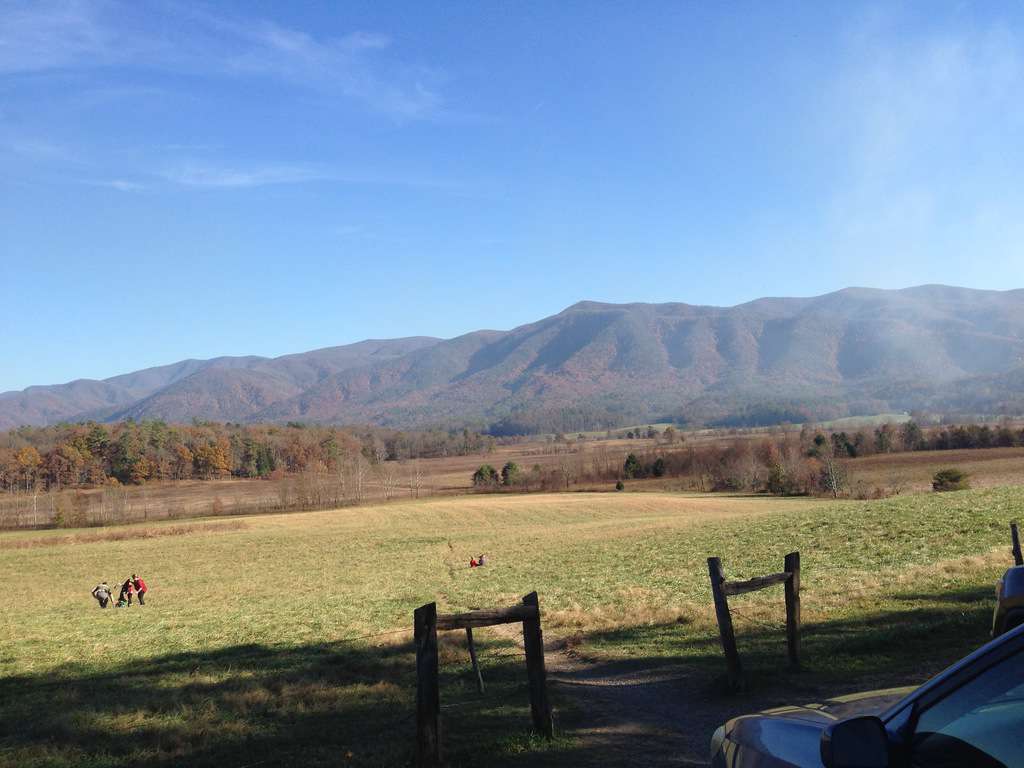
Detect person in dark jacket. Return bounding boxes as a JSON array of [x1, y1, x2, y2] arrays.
[[119, 578, 134, 607]]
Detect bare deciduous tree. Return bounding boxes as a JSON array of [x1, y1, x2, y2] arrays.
[[352, 454, 368, 504], [408, 459, 424, 498], [378, 461, 399, 500]]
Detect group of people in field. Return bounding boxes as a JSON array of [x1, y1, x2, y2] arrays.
[[91, 574, 148, 608], [469, 554, 487, 568]]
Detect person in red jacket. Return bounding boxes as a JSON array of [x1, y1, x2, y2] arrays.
[[132, 574, 148, 606]]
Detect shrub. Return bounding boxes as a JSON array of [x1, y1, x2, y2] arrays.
[[932, 468, 971, 492], [472, 464, 500, 487], [615, 480, 624, 491]]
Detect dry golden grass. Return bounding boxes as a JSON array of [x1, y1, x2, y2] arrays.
[[0, 520, 248, 550], [848, 446, 1024, 493]]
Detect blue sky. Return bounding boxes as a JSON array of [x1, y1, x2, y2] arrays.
[[2, 1, 1024, 392]]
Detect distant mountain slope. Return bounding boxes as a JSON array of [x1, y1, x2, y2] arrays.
[[0, 337, 441, 429], [4, 286, 1024, 430]]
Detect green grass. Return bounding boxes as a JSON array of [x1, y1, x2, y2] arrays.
[[813, 412, 912, 429], [542, 422, 676, 439], [1, 488, 1021, 766]]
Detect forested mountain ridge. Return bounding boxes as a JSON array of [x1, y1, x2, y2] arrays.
[[4, 285, 1024, 431], [0, 338, 441, 429]]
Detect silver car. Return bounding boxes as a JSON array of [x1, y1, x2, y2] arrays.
[[710, 621, 1024, 767]]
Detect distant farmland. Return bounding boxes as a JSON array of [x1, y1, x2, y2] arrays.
[[4, 424, 1024, 529]]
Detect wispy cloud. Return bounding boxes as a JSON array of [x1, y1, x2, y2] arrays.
[[0, 0, 446, 119], [90, 179, 145, 192], [158, 162, 465, 192], [0, 0, 119, 73], [3, 137, 70, 159], [0, 1, 458, 193], [163, 164, 326, 188], [815, 10, 1024, 273], [190, 8, 444, 119], [830, 16, 1023, 180]]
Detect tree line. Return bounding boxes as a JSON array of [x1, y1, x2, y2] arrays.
[[471, 420, 1024, 498], [0, 421, 496, 494]]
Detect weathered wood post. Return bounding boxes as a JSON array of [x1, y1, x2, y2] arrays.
[[784, 551, 801, 667], [1011, 522, 1023, 567], [707, 557, 744, 691], [466, 627, 485, 694], [415, 602, 441, 768], [521, 591, 554, 738]]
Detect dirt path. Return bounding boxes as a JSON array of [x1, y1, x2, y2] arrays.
[[547, 651, 709, 766], [493, 625, 739, 767]]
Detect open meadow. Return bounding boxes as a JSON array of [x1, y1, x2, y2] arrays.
[[2, 486, 1022, 766]]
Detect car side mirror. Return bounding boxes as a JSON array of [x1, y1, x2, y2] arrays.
[[820, 715, 890, 768]]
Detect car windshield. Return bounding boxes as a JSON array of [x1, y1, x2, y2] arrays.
[[911, 649, 1024, 768]]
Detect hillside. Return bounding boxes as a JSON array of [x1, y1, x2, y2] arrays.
[[3, 285, 1024, 430], [0, 338, 440, 429]]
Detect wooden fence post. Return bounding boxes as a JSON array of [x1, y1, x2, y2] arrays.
[[415, 602, 441, 768], [466, 627, 485, 694], [1011, 522, 1023, 567], [521, 592, 554, 738], [784, 551, 801, 667], [707, 557, 744, 691]]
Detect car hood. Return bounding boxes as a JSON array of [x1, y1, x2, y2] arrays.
[[719, 688, 914, 767]]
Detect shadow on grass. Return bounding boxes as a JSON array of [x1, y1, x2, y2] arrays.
[[578, 582, 997, 705], [0, 636, 576, 768], [891, 583, 996, 605], [521, 583, 1001, 766]]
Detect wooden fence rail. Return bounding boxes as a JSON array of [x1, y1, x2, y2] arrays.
[[707, 551, 801, 691], [415, 592, 552, 767], [723, 571, 790, 596], [436, 604, 538, 630]]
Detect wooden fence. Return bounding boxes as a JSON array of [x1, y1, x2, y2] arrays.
[[414, 592, 553, 767], [707, 551, 801, 691]]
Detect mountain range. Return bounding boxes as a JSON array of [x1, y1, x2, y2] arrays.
[[4, 285, 1024, 432]]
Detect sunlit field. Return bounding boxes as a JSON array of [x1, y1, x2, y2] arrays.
[[1, 487, 1020, 766]]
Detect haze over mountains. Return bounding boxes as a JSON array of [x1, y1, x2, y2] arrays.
[[4, 285, 1024, 432]]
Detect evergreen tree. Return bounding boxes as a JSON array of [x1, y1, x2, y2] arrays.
[[623, 453, 642, 479], [501, 461, 521, 486]]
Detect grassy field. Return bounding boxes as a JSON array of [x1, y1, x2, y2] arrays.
[[1, 487, 1021, 766], [814, 413, 912, 429], [847, 445, 1024, 493]]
